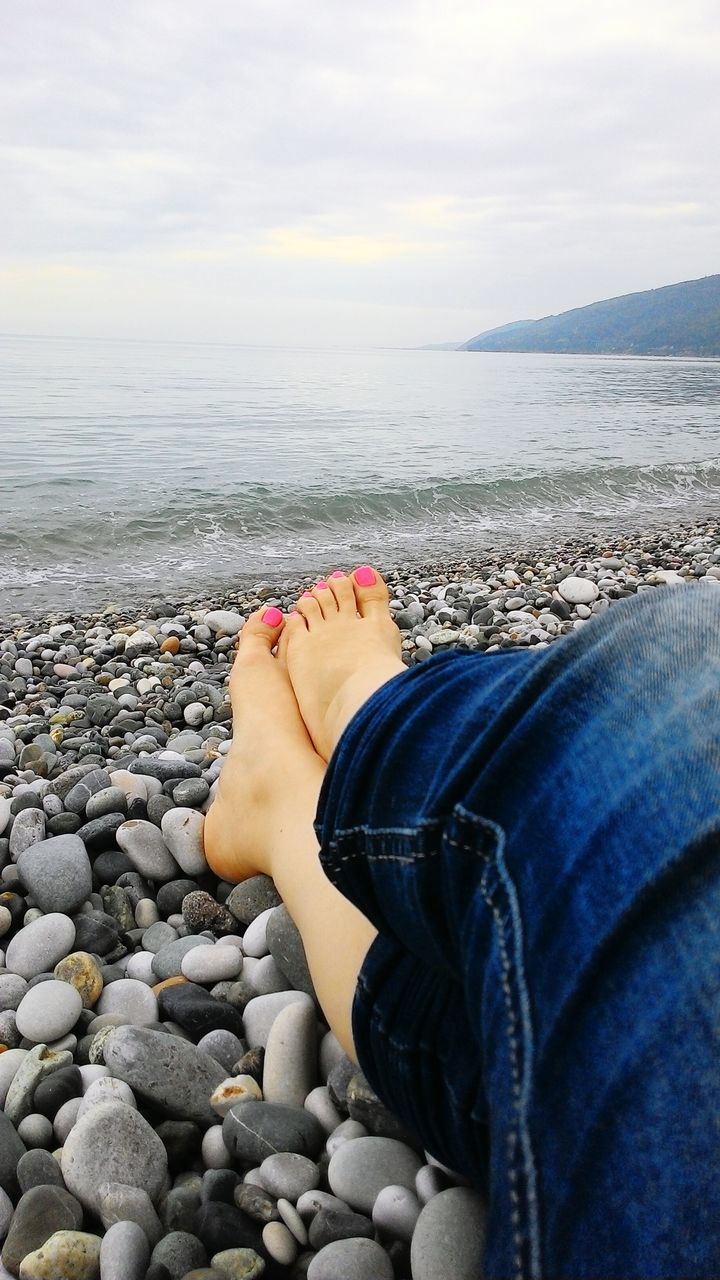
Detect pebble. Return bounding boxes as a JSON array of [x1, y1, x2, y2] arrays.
[[103, 1025, 225, 1123], [262, 999, 317, 1107], [99, 1220, 150, 1280], [210, 1076, 263, 1116], [210, 1249, 265, 1279], [16, 835, 91, 915], [222, 1100, 325, 1163], [204, 611, 244, 637], [18, 1229, 102, 1279], [372, 1183, 422, 1242], [5, 913, 76, 980], [242, 991, 315, 1049], [8, 809, 46, 859], [266, 906, 316, 999], [4, 1045, 73, 1126], [226, 875, 282, 925], [410, 1186, 487, 1280], [15, 980, 83, 1043], [54, 952, 104, 1007], [116, 820, 179, 881], [97, 1183, 163, 1245], [258, 1153, 320, 1201], [0, 1185, 83, 1275], [181, 944, 243, 983], [161, 808, 208, 876], [96, 978, 159, 1026], [61, 1099, 169, 1213], [557, 574, 600, 604], [151, 936, 207, 981], [306, 1237, 394, 1280], [328, 1137, 423, 1214]]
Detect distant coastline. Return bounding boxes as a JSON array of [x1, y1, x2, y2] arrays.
[[457, 273, 720, 358]]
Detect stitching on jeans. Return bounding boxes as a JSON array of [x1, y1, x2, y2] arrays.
[[332, 810, 542, 1280], [457, 807, 541, 1280]]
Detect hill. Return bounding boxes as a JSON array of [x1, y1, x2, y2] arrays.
[[461, 274, 720, 357]]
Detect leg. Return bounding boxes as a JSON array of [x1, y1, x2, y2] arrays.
[[204, 607, 376, 1061], [287, 573, 720, 1279]]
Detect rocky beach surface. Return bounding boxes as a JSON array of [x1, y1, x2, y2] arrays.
[[0, 517, 718, 1280]]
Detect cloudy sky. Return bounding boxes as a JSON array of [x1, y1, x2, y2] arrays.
[[1, 0, 718, 347]]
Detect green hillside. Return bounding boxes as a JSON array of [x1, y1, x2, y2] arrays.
[[461, 274, 720, 357]]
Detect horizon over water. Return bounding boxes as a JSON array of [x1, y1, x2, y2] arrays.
[[1, 332, 719, 616]]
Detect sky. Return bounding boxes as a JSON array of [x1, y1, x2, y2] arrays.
[[1, 0, 718, 348]]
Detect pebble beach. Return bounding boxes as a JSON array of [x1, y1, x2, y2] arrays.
[[0, 515, 718, 1280]]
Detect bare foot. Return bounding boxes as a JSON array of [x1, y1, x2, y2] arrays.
[[204, 607, 326, 883], [284, 566, 406, 761]]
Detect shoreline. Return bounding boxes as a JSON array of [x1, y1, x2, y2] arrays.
[[2, 514, 718, 635]]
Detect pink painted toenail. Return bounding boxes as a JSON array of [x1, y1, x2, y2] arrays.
[[301, 591, 313, 598], [261, 607, 283, 627], [316, 580, 329, 589], [330, 571, 345, 578], [355, 565, 376, 586]]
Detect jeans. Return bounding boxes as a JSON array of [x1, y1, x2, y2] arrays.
[[314, 582, 720, 1280]]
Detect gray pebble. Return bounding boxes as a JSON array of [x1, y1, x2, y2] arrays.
[[0, 1184, 83, 1275], [225, 875, 282, 925], [61, 1099, 169, 1213], [116, 819, 180, 881], [266, 905, 316, 999], [151, 936, 207, 981], [242, 991, 315, 1049], [327, 1137, 423, 1214], [103, 1025, 225, 1123], [99, 1219, 150, 1280], [96, 978, 159, 1026], [161, 808, 208, 877], [142, 920, 180, 953], [8, 807, 46, 859], [372, 1183, 422, 1243], [262, 999, 318, 1108], [222, 1100, 325, 1163], [258, 1153, 320, 1202], [306, 1237, 394, 1280], [5, 913, 76, 979], [85, 785, 128, 821], [15, 980, 83, 1042], [410, 1187, 487, 1280], [98, 1182, 163, 1246], [16, 834, 92, 915], [150, 1229, 207, 1278], [4, 1044, 73, 1125]]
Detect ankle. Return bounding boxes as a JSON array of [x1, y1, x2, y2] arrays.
[[325, 660, 405, 756]]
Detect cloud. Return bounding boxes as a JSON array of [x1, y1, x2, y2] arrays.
[[0, 0, 718, 344]]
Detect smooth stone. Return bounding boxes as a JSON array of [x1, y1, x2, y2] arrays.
[[242, 955, 290, 998], [16, 836, 92, 915], [232, 1183, 280, 1224], [15, 980, 83, 1042], [202, 1126, 233, 1170], [99, 1220, 150, 1280], [74, 813, 125, 852], [18, 1230, 101, 1279], [276, 1198, 307, 1247], [262, 1000, 317, 1108], [98, 1183, 163, 1246], [222, 1100, 325, 1163], [303, 1087, 343, 1137], [64, 769, 111, 814], [151, 937, 207, 981], [150, 1231, 207, 1279], [193, 1202, 264, 1258], [258, 1153, 320, 1202], [161, 809, 208, 877], [296, 1189, 351, 1220], [410, 1187, 487, 1280], [210, 1249, 265, 1279], [61, 1099, 169, 1213], [157, 983, 244, 1039], [135, 898, 160, 929], [142, 921, 179, 953], [242, 992, 314, 1050], [53, 1095, 83, 1144], [126, 951, 156, 984], [103, 1025, 225, 1123], [29, 1063, 83, 1118], [76, 1076, 136, 1119], [306, 1238, 393, 1280], [0, 1188, 12, 1243], [557, 575, 599, 605], [372, 1183, 422, 1243], [96, 978, 159, 1026], [204, 611, 244, 637], [0, 1109, 27, 1194], [127, 758, 202, 783], [266, 906, 316, 1000], [116, 821, 179, 881], [0, 906, 11, 939], [182, 945, 243, 984], [241, 909, 273, 959], [84, 787, 127, 821], [16, 1149, 64, 1193], [171, 778, 209, 807], [54, 952, 104, 1008], [4, 1045, 73, 1125], [5, 914, 76, 979], [0, 973, 29, 1010], [308, 1207, 374, 1250], [326, 1119, 368, 1156], [210, 1076, 263, 1116], [226, 876, 281, 926], [328, 1137, 423, 1214], [0, 1049, 29, 1108], [1, 1186, 83, 1275], [8, 809, 46, 859], [196, 1030, 245, 1073], [262, 1220, 296, 1266]]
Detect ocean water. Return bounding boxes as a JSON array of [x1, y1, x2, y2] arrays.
[[1, 334, 719, 615]]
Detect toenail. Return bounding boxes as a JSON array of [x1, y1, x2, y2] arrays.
[[301, 591, 313, 598], [355, 565, 376, 586], [316, 580, 329, 589], [261, 607, 283, 627], [330, 571, 345, 578]]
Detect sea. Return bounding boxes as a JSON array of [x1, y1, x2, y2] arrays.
[[1, 333, 719, 616]]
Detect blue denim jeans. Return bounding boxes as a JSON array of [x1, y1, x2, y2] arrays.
[[315, 582, 720, 1280]]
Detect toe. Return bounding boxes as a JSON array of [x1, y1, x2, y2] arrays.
[[295, 593, 323, 629], [276, 614, 300, 665], [234, 607, 285, 660], [326, 570, 358, 616], [311, 579, 338, 619], [351, 565, 390, 618]]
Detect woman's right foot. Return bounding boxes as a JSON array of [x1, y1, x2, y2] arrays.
[[284, 566, 406, 761]]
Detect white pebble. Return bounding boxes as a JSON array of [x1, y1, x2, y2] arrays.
[[202, 1124, 233, 1169], [262, 1220, 297, 1266]]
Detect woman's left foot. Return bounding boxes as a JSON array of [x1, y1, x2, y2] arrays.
[[204, 607, 326, 884]]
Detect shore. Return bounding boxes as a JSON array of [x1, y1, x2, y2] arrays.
[[0, 515, 718, 1278]]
